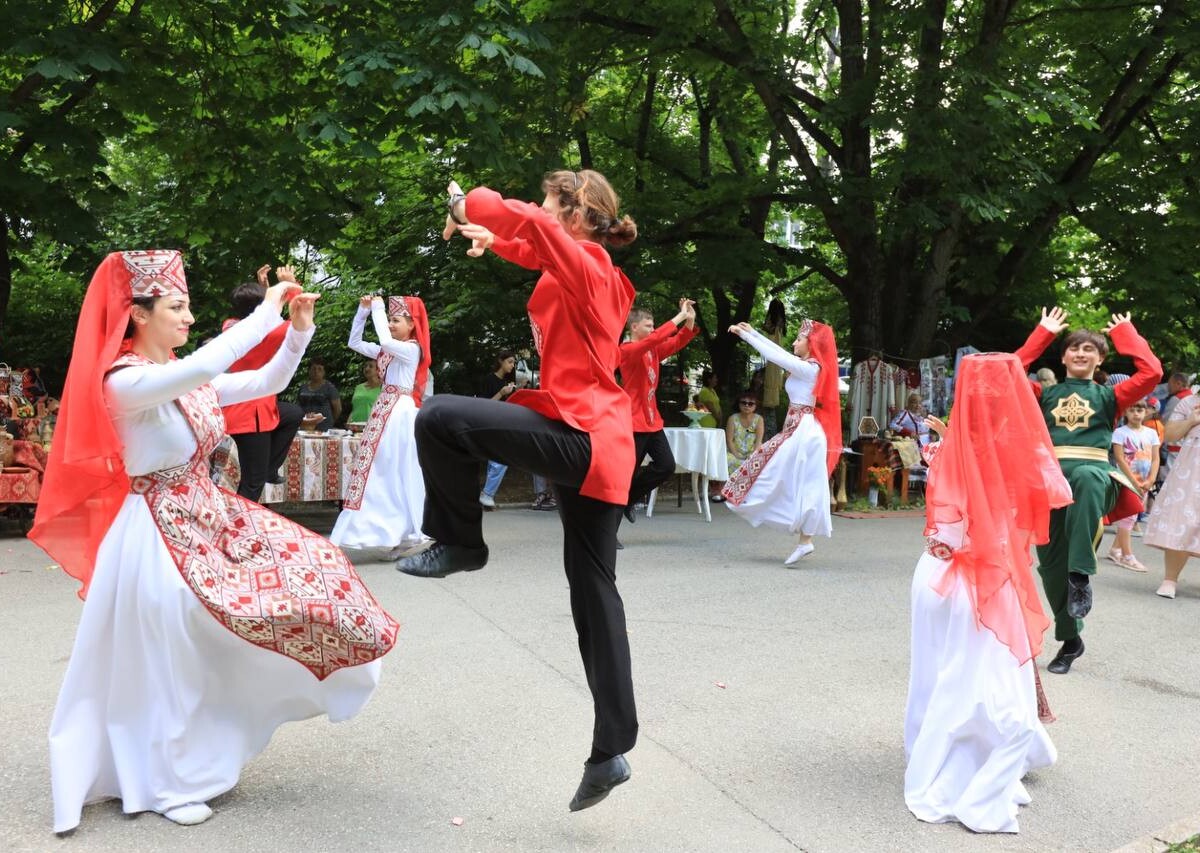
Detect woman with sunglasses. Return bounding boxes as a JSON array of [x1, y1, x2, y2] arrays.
[[726, 394, 764, 476]]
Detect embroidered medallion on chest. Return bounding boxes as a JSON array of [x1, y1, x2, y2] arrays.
[[1051, 393, 1095, 432]]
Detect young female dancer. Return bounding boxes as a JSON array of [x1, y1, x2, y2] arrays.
[[721, 319, 842, 565], [905, 352, 1070, 833], [330, 293, 431, 553], [31, 251, 397, 831], [397, 170, 639, 812]]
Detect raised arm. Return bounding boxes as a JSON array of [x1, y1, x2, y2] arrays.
[[211, 325, 315, 406], [348, 302, 381, 359], [733, 324, 815, 377], [659, 322, 699, 360], [465, 187, 599, 301], [1106, 314, 1163, 413], [106, 301, 284, 414], [621, 319, 685, 360], [1014, 307, 1068, 398]]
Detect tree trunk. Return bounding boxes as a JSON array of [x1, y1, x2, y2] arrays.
[[0, 212, 10, 335]]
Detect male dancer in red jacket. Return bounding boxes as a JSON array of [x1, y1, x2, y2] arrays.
[[619, 298, 697, 523], [222, 265, 303, 501]]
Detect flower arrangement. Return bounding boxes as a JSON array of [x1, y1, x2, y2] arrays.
[[867, 466, 893, 488]]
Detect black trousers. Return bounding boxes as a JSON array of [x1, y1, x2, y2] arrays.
[[628, 429, 676, 507], [231, 401, 303, 502], [414, 394, 638, 755]]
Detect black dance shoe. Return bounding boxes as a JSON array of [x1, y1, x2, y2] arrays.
[[266, 469, 284, 485], [1047, 638, 1085, 674], [394, 542, 488, 578], [1066, 572, 1093, 619], [623, 504, 637, 525], [569, 755, 631, 812]]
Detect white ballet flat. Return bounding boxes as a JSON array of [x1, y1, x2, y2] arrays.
[[162, 803, 213, 826], [784, 543, 815, 566], [1156, 581, 1177, 600]]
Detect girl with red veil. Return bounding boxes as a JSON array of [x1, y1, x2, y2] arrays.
[[330, 293, 431, 554], [30, 251, 397, 832], [721, 318, 843, 565], [904, 352, 1072, 833]]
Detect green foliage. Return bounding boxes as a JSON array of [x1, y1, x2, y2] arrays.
[[2, 0, 1197, 391]]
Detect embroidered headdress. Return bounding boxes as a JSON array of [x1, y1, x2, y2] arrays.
[[123, 250, 187, 298], [30, 250, 186, 598], [387, 295, 412, 319], [797, 317, 814, 337]]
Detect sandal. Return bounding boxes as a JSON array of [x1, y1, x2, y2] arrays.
[[1119, 553, 1147, 573], [1104, 548, 1124, 565]]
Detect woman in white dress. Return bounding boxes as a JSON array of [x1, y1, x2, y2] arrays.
[[30, 251, 398, 832], [330, 294, 430, 554], [721, 318, 842, 565], [905, 352, 1071, 833]]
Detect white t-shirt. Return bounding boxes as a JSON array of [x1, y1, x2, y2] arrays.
[[1112, 424, 1160, 465]]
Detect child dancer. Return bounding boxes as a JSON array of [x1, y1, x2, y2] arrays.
[[905, 353, 1071, 834], [1014, 308, 1160, 673], [721, 319, 842, 565], [1106, 398, 1160, 571], [330, 294, 431, 554], [619, 298, 697, 523]]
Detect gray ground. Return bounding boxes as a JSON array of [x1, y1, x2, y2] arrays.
[[2, 502, 1198, 853]]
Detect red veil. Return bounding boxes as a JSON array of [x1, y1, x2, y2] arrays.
[[806, 321, 843, 476], [29, 251, 180, 598], [924, 352, 1073, 663], [398, 297, 432, 407]]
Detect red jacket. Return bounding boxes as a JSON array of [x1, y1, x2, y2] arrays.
[[220, 318, 289, 434], [619, 321, 697, 432], [468, 187, 636, 505]]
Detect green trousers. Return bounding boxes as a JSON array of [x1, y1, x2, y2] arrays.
[[1035, 460, 1118, 642]]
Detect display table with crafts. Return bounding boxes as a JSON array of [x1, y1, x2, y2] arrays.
[[219, 430, 361, 503], [646, 426, 727, 523], [0, 439, 48, 529]]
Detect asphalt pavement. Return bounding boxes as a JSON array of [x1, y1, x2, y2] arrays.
[[2, 502, 1197, 852]]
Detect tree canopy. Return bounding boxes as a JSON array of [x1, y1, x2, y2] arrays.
[[2, 0, 1197, 397]]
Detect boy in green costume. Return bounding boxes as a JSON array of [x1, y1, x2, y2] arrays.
[[1015, 307, 1161, 674]]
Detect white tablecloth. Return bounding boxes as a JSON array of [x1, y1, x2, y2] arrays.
[[663, 427, 727, 481], [647, 427, 727, 522]]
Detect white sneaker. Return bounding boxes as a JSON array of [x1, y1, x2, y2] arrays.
[[479, 492, 496, 508], [163, 803, 212, 826], [784, 543, 814, 566], [1156, 580, 1177, 599]]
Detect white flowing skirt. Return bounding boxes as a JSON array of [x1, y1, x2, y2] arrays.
[[49, 495, 382, 833], [904, 553, 1055, 833], [725, 413, 832, 536], [330, 395, 425, 549]]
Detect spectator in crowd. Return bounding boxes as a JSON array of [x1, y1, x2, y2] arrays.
[[349, 360, 384, 423], [297, 357, 341, 431]]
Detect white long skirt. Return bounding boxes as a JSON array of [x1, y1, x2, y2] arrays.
[[904, 553, 1055, 833], [330, 395, 425, 549], [49, 495, 382, 833], [725, 413, 832, 536]]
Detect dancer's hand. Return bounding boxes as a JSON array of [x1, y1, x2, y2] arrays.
[[1039, 306, 1069, 335], [924, 415, 947, 438], [727, 321, 752, 335], [288, 292, 321, 332], [457, 222, 495, 257], [275, 265, 298, 285], [263, 280, 301, 311], [359, 295, 374, 309], [1103, 312, 1132, 334], [447, 180, 468, 223], [255, 264, 271, 288]]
